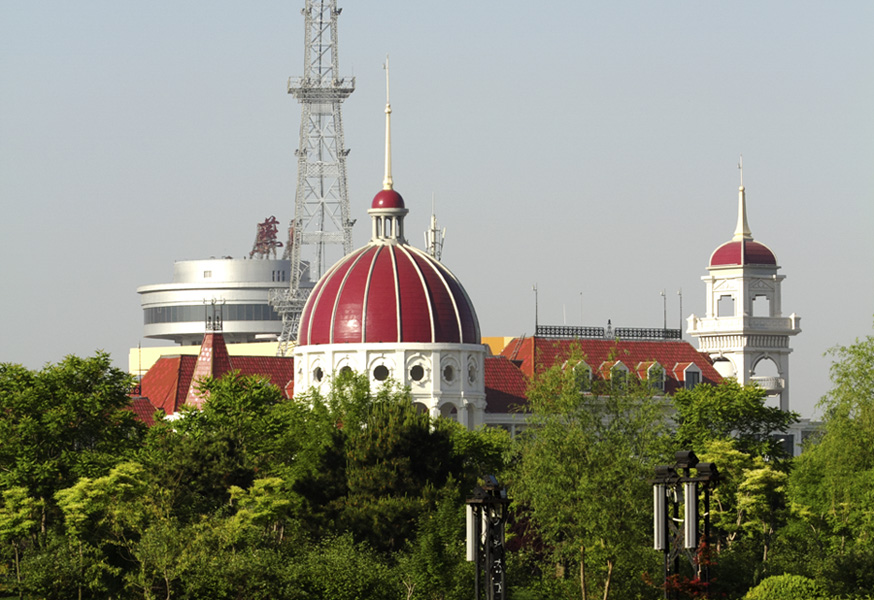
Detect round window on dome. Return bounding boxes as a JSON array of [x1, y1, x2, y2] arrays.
[[373, 365, 390, 381], [313, 367, 324, 382], [443, 365, 455, 383], [468, 364, 477, 384], [339, 366, 353, 377], [410, 364, 425, 382]]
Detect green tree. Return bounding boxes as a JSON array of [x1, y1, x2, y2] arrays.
[[673, 380, 798, 459], [783, 328, 874, 596], [341, 392, 459, 553], [511, 354, 671, 600], [138, 372, 298, 522], [54, 462, 155, 599], [0, 487, 43, 599], [0, 354, 146, 512], [395, 485, 472, 600]]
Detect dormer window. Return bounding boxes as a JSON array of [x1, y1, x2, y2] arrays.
[[685, 370, 701, 390], [574, 362, 592, 392], [647, 363, 665, 392], [610, 362, 629, 390]]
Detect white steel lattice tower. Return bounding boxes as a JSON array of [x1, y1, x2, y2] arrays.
[[269, 0, 355, 355]]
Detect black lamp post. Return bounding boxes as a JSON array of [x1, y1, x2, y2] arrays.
[[466, 475, 510, 600], [652, 451, 720, 599]]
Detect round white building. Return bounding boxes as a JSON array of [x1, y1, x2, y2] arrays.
[[138, 258, 290, 345]]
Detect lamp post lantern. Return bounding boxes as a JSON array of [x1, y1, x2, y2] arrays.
[[652, 451, 720, 599], [466, 475, 510, 600]]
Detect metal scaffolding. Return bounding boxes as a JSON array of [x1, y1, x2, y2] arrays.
[[269, 0, 355, 356]]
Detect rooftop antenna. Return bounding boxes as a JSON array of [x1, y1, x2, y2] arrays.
[[533, 284, 539, 333], [660, 289, 667, 330], [425, 193, 446, 261]]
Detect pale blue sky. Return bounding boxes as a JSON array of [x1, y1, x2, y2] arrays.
[[1, 1, 872, 418]]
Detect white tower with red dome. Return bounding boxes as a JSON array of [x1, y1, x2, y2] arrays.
[[292, 63, 486, 427], [687, 167, 801, 411]]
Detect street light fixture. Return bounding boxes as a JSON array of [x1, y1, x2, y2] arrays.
[[651, 452, 720, 599], [466, 475, 510, 600]]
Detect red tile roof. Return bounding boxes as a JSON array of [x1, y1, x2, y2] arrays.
[[128, 396, 157, 427], [231, 357, 295, 396], [498, 336, 721, 395], [135, 354, 294, 422], [484, 355, 529, 413]]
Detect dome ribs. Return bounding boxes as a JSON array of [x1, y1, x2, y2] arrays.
[[297, 242, 480, 347], [331, 247, 375, 343], [394, 245, 434, 343], [302, 252, 358, 345], [363, 246, 399, 343], [406, 247, 462, 344]]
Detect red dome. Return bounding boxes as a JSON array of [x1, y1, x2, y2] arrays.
[[371, 189, 405, 209], [298, 243, 480, 346], [709, 239, 777, 268]]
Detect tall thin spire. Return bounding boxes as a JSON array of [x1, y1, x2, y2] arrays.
[[733, 155, 752, 241], [383, 55, 393, 191]]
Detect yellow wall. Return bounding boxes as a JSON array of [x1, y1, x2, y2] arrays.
[[129, 341, 283, 378]]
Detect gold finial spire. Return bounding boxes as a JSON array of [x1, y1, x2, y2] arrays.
[[733, 154, 752, 241], [382, 55, 393, 191]]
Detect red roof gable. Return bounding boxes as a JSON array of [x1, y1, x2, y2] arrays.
[[185, 332, 234, 408], [484, 355, 529, 414], [499, 337, 721, 395], [138, 355, 196, 417]]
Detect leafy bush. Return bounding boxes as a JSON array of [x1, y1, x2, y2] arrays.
[[743, 573, 826, 600]]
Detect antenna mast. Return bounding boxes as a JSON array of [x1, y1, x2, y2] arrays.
[[424, 195, 446, 261], [270, 0, 355, 356]]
